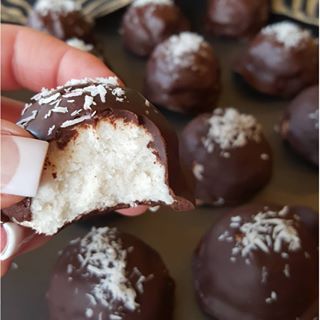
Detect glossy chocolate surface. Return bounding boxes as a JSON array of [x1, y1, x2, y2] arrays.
[[193, 204, 318, 320], [122, 1, 189, 57], [280, 85, 319, 166], [47, 228, 175, 320], [206, 0, 270, 38]]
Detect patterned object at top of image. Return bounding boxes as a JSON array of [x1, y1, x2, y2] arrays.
[[1, 0, 319, 26], [1, 0, 132, 24]]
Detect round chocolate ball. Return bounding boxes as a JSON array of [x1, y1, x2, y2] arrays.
[[144, 32, 220, 114], [180, 108, 272, 206], [206, 0, 270, 38], [28, 0, 93, 41], [121, 0, 189, 57], [193, 204, 318, 320], [2, 77, 194, 235], [234, 21, 318, 97], [47, 227, 175, 319], [280, 85, 319, 166]]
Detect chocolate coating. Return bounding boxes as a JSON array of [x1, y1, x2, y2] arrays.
[[121, 0, 189, 57], [280, 85, 319, 166], [28, 2, 93, 41], [2, 78, 194, 229], [193, 204, 318, 320], [144, 32, 220, 114], [234, 22, 318, 98], [180, 108, 272, 206], [47, 227, 175, 319], [206, 0, 270, 38]]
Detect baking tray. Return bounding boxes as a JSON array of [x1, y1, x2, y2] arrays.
[[2, 2, 319, 319]]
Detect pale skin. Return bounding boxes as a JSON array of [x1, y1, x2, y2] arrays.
[[1, 24, 147, 276]]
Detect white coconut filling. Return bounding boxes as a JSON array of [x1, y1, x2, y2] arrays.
[[20, 118, 173, 235]]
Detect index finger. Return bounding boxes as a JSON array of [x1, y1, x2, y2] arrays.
[[1, 24, 116, 92]]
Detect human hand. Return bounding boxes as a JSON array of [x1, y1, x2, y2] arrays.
[[1, 24, 147, 276]]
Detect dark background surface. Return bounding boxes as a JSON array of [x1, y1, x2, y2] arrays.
[[2, 2, 318, 319]]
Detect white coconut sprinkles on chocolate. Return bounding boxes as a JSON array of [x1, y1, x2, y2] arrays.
[[3, 77, 194, 235]]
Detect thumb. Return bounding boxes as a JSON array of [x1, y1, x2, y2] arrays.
[[1, 119, 48, 208]]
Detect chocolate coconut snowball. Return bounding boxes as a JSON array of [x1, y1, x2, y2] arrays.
[[28, 0, 94, 42], [234, 21, 318, 98], [193, 204, 318, 320], [280, 85, 319, 166], [206, 0, 270, 38], [180, 108, 272, 206], [144, 32, 220, 114], [2, 77, 194, 235], [121, 0, 189, 57], [47, 227, 175, 320]]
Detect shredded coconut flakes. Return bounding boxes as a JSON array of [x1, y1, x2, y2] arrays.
[[261, 21, 312, 48], [75, 227, 149, 314], [159, 32, 206, 69], [202, 108, 262, 153]]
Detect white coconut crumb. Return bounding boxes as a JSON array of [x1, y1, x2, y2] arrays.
[[230, 256, 236, 263], [86, 293, 97, 306], [261, 266, 268, 283], [261, 21, 312, 48], [21, 103, 32, 115], [283, 264, 290, 278], [11, 262, 19, 270], [281, 252, 289, 259], [261, 153, 269, 160], [16, 110, 38, 128], [60, 114, 93, 128], [158, 32, 207, 69], [202, 108, 262, 153], [266, 291, 277, 304], [309, 109, 319, 129], [67, 264, 73, 274], [68, 276, 73, 282], [213, 197, 225, 206], [220, 206, 301, 261], [77, 227, 144, 312], [65, 77, 119, 88], [48, 125, 55, 136], [145, 100, 150, 107], [110, 315, 122, 320], [34, 0, 81, 14], [221, 151, 230, 158], [132, 0, 172, 7], [192, 162, 204, 181], [66, 38, 94, 52], [85, 308, 94, 318], [218, 230, 230, 241], [84, 95, 94, 110], [112, 87, 125, 98], [71, 109, 83, 116], [149, 205, 160, 212]]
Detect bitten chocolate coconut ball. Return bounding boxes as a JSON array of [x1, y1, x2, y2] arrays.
[[234, 21, 318, 98], [28, 0, 93, 41], [121, 0, 189, 57], [206, 0, 270, 38], [180, 108, 272, 206], [193, 204, 318, 320], [47, 227, 175, 320], [2, 77, 193, 235], [280, 85, 319, 166], [144, 32, 220, 114]]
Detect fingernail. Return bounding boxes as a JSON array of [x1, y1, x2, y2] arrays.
[[1, 136, 48, 197], [0, 223, 24, 261]]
